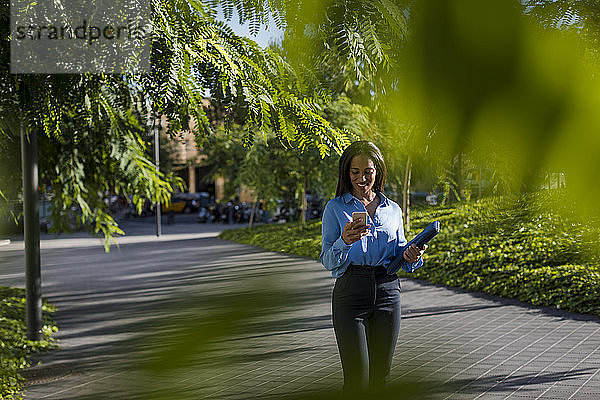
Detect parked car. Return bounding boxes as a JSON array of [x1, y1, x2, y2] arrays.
[[167, 192, 213, 214], [161, 196, 186, 213]]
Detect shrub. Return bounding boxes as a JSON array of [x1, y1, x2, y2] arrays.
[[0, 287, 57, 400], [403, 192, 600, 316]]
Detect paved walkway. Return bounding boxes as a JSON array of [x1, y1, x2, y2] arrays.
[[1, 217, 599, 399]]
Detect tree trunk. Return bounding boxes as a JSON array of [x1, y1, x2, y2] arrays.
[[248, 196, 257, 228], [300, 177, 307, 228], [402, 156, 412, 233], [406, 164, 412, 233], [454, 152, 464, 201], [153, 111, 162, 237]]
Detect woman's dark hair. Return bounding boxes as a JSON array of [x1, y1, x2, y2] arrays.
[[335, 141, 387, 197]]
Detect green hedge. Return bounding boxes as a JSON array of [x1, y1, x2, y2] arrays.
[[0, 287, 57, 400], [219, 191, 600, 317]]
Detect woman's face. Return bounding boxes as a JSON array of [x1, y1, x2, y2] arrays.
[[349, 155, 376, 197]]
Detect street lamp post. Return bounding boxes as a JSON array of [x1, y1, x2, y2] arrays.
[[154, 114, 162, 237]]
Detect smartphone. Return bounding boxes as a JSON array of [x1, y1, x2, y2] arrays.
[[352, 211, 368, 227]]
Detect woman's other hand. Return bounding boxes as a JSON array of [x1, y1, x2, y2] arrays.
[[403, 244, 428, 263], [341, 220, 370, 245]]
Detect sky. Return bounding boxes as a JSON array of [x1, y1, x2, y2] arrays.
[[216, 9, 284, 48]]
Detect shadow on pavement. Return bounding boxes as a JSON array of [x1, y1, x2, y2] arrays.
[[403, 304, 505, 319], [404, 278, 600, 323], [20, 234, 339, 399], [449, 367, 598, 393]]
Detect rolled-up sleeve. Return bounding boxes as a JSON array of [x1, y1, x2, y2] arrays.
[[320, 202, 351, 271]]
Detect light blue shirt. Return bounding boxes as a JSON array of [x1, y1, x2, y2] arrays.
[[320, 191, 423, 278]]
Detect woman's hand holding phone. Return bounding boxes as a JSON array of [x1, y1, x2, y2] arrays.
[[342, 213, 370, 245]]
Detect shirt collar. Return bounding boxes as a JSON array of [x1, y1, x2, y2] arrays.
[[342, 192, 354, 204], [378, 191, 390, 206], [342, 191, 390, 206]]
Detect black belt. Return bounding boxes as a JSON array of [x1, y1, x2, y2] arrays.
[[347, 265, 396, 280], [349, 264, 385, 269]]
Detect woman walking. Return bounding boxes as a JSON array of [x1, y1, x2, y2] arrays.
[[320, 141, 427, 394]]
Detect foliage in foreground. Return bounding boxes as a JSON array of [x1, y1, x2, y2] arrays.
[[219, 191, 600, 317], [0, 287, 57, 400]]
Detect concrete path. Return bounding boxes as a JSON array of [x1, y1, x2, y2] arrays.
[[1, 216, 599, 399]]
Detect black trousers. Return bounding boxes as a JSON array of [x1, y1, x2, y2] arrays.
[[332, 265, 402, 393]]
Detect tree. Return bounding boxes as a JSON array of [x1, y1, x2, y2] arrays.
[[238, 139, 337, 227], [272, 0, 600, 223], [0, 0, 354, 247], [524, 0, 600, 49], [265, 1, 430, 229], [389, 0, 600, 219], [201, 95, 370, 226]]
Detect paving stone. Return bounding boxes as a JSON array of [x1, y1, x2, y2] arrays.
[[1, 219, 599, 399]]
